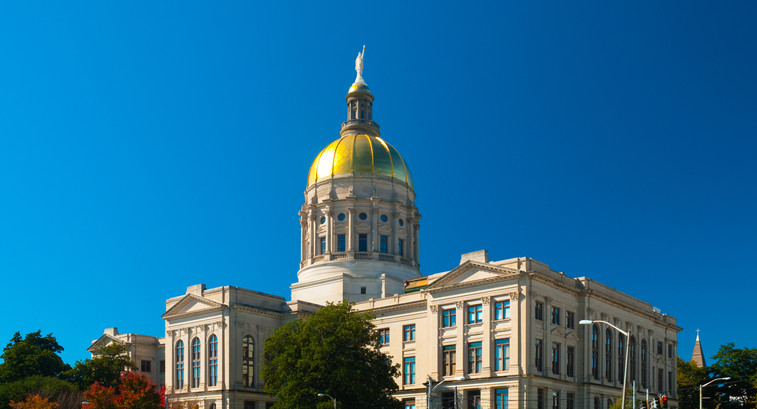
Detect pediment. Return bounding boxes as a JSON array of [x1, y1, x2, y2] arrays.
[[87, 334, 121, 353], [425, 261, 521, 291], [162, 294, 225, 320]]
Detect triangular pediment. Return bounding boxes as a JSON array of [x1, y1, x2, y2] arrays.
[[162, 294, 225, 320], [426, 261, 521, 291], [87, 334, 122, 353]]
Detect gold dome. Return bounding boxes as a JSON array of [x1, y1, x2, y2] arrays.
[[307, 134, 412, 188]]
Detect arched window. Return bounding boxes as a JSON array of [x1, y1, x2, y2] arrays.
[[629, 336, 637, 383], [242, 335, 254, 387], [175, 340, 185, 388], [618, 336, 625, 381], [208, 334, 218, 387], [641, 339, 648, 388], [593, 397, 600, 409], [592, 325, 599, 380], [209, 404, 216, 409], [191, 337, 201, 387], [605, 329, 613, 381]]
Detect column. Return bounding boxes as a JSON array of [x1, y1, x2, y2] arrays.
[[481, 297, 492, 376], [429, 305, 440, 380], [347, 207, 355, 253], [455, 301, 465, 378]]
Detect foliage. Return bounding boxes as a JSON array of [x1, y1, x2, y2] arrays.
[[677, 356, 708, 408], [62, 343, 135, 390], [83, 372, 163, 409], [262, 301, 403, 409], [9, 395, 58, 409], [0, 376, 79, 409], [0, 331, 70, 383], [707, 343, 757, 408]]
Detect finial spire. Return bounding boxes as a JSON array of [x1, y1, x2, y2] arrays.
[[355, 45, 366, 84]]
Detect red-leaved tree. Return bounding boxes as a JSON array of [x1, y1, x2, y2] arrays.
[[83, 372, 163, 409]]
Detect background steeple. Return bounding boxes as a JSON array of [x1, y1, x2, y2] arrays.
[[691, 329, 707, 368]]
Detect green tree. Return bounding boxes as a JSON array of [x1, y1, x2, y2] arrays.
[[0, 331, 70, 383], [62, 343, 135, 390], [0, 376, 80, 409], [708, 343, 757, 408], [262, 302, 403, 409], [677, 356, 708, 409]]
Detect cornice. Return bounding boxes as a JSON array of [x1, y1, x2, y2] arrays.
[[232, 304, 285, 319], [368, 300, 427, 314]]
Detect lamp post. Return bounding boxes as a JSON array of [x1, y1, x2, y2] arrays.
[[318, 393, 337, 409], [580, 320, 629, 409], [426, 376, 465, 409], [699, 376, 730, 409]]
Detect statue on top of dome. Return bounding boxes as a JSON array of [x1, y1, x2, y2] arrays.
[[355, 45, 366, 84]]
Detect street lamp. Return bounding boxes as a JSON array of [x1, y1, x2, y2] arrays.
[[699, 376, 730, 409], [318, 393, 337, 409], [425, 375, 465, 409], [580, 319, 629, 409]]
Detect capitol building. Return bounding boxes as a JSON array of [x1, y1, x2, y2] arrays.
[[91, 50, 681, 409]]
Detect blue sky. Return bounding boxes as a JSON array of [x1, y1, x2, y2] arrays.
[[0, 1, 755, 366]]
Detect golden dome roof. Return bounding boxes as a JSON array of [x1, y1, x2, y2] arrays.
[[307, 134, 412, 188]]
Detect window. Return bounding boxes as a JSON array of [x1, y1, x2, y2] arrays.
[[535, 301, 544, 320], [657, 341, 663, 355], [618, 336, 625, 381], [629, 336, 637, 383], [210, 404, 216, 409], [191, 337, 201, 387], [320, 216, 326, 224], [551, 306, 560, 325], [141, 360, 151, 373], [244, 402, 255, 409], [494, 300, 510, 320], [379, 328, 390, 345], [403, 324, 416, 341], [551, 343, 560, 375], [566, 311, 575, 329], [537, 388, 545, 409], [380, 214, 388, 222], [566, 392, 574, 409], [658, 368, 664, 391], [668, 371, 673, 395], [467, 390, 481, 409], [442, 345, 456, 376], [467, 304, 482, 324], [380, 235, 388, 253], [360, 286, 367, 294], [160, 360, 165, 373], [566, 346, 575, 377], [494, 338, 510, 371], [641, 339, 648, 388], [242, 335, 254, 387], [319, 237, 326, 254], [208, 334, 218, 386], [668, 343, 673, 358], [593, 398, 600, 409], [495, 388, 509, 409], [441, 392, 455, 409], [442, 308, 456, 327], [337, 234, 346, 252], [358, 233, 368, 251], [359, 212, 367, 220], [535, 339, 543, 371], [398, 239, 404, 256], [337, 213, 345, 221], [592, 325, 599, 380], [175, 340, 184, 388], [605, 329, 613, 381], [403, 357, 416, 385], [404, 400, 416, 409], [552, 391, 560, 409], [467, 341, 482, 374]]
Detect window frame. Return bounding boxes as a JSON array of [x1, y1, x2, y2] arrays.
[[494, 300, 510, 320], [551, 306, 560, 325], [551, 342, 561, 375], [175, 340, 185, 389], [379, 328, 390, 345], [467, 341, 482, 374], [442, 308, 457, 327], [208, 334, 218, 387], [403, 324, 416, 341], [494, 338, 510, 371], [467, 304, 483, 324], [242, 335, 255, 387], [403, 356, 416, 385], [191, 337, 201, 388], [442, 345, 456, 376]]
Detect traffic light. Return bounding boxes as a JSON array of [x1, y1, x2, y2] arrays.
[[661, 394, 668, 408]]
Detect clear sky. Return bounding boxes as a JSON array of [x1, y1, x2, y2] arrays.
[[0, 1, 755, 366]]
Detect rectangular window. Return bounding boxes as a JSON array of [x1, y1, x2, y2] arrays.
[[244, 402, 255, 409], [552, 343, 561, 375], [551, 306, 560, 325], [141, 360, 151, 373], [403, 356, 416, 385], [668, 371, 673, 394], [495, 388, 509, 409], [535, 338, 543, 371], [566, 392, 574, 409], [552, 391, 560, 409], [657, 341, 663, 355], [535, 301, 544, 321], [566, 346, 575, 377], [494, 300, 510, 320], [495, 338, 510, 371], [380, 235, 388, 253], [160, 360, 165, 373], [467, 341, 482, 374], [467, 304, 483, 324], [441, 392, 455, 409], [537, 388, 545, 409], [403, 324, 416, 341], [566, 311, 575, 329], [442, 308, 456, 327], [404, 400, 416, 409], [668, 344, 673, 358], [360, 286, 367, 294], [398, 239, 405, 256], [337, 234, 346, 252], [467, 390, 481, 409], [379, 328, 390, 345], [442, 345, 456, 376], [658, 368, 664, 391], [358, 233, 368, 252], [319, 236, 326, 254]]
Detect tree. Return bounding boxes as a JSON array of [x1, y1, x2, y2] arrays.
[[677, 356, 708, 409], [0, 376, 81, 409], [9, 395, 58, 409], [63, 343, 135, 390], [83, 372, 163, 409], [262, 302, 403, 409], [0, 331, 70, 383], [707, 343, 757, 408]]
